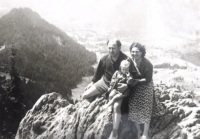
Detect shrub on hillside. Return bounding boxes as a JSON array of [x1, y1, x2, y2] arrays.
[[154, 63, 187, 69]]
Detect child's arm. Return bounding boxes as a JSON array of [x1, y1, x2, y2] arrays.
[[104, 71, 119, 98], [126, 72, 135, 87], [109, 71, 119, 89]]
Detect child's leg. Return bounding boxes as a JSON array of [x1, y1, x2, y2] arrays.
[[101, 90, 117, 111], [110, 98, 123, 138], [101, 90, 122, 111], [107, 93, 123, 108], [109, 89, 117, 100]]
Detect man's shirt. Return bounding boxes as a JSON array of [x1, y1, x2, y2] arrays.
[[92, 51, 128, 85]]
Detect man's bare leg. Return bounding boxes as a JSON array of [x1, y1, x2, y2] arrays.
[[82, 85, 101, 99]]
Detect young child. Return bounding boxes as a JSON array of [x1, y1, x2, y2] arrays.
[[103, 59, 134, 109]]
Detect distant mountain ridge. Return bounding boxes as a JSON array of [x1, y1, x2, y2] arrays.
[[0, 8, 74, 46], [0, 7, 96, 108]]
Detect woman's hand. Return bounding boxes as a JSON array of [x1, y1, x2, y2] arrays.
[[117, 83, 128, 92], [84, 82, 94, 91], [128, 79, 140, 86], [132, 79, 140, 86]]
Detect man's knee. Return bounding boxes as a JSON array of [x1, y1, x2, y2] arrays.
[[82, 88, 93, 99], [82, 93, 89, 99], [82, 85, 100, 99]]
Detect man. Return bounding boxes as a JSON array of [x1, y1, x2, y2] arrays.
[[82, 39, 128, 139], [82, 39, 128, 99]]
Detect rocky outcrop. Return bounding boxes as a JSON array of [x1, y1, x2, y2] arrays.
[[16, 84, 200, 139], [150, 85, 200, 139], [15, 93, 123, 139]]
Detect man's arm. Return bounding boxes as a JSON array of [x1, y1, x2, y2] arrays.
[[92, 59, 104, 83], [85, 59, 104, 91]]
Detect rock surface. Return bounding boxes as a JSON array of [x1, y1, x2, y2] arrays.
[[16, 84, 200, 139]]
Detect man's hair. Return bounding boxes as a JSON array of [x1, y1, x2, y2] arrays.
[[107, 39, 122, 47], [129, 42, 146, 57]]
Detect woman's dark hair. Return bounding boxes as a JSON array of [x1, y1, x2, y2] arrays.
[[107, 39, 122, 47], [129, 42, 146, 57]]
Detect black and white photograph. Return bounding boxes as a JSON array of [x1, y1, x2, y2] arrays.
[[0, 0, 200, 139]]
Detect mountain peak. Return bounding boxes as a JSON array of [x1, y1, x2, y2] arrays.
[[0, 7, 96, 110], [10, 7, 40, 17], [1, 8, 41, 23], [0, 7, 67, 46]]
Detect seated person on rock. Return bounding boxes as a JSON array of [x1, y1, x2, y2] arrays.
[[82, 39, 128, 99], [102, 59, 134, 109], [82, 39, 130, 139]]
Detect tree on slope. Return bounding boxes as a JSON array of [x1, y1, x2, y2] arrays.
[[0, 42, 25, 138]]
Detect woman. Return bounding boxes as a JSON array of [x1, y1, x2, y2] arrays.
[[128, 43, 163, 139]]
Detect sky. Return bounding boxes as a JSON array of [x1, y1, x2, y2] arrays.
[[0, 0, 124, 23], [1, 0, 199, 25], [0, 0, 200, 46]]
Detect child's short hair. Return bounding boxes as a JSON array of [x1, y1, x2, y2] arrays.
[[120, 60, 130, 68]]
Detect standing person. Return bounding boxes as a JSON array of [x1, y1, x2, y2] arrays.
[[82, 39, 129, 139], [128, 42, 160, 139]]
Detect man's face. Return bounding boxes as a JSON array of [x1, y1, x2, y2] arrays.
[[108, 41, 121, 57]]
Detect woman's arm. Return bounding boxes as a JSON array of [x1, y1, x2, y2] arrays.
[[129, 59, 153, 86], [127, 57, 140, 76], [138, 60, 153, 85]]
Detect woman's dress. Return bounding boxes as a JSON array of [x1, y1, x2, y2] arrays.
[[128, 57, 164, 123]]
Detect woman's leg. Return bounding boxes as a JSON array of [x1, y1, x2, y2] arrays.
[[134, 123, 141, 139], [111, 98, 123, 137], [142, 122, 150, 139]]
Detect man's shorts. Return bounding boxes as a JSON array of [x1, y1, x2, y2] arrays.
[[93, 78, 109, 93]]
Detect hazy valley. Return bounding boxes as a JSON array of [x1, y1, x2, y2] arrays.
[[70, 27, 200, 103]]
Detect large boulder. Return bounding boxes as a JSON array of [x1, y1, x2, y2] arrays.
[[16, 84, 200, 139], [15, 92, 137, 139]]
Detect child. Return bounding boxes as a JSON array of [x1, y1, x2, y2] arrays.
[[102, 59, 134, 109]]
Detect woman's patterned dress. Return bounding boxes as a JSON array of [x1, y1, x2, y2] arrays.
[[128, 57, 164, 123]]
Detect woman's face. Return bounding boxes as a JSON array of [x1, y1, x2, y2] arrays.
[[130, 47, 142, 60]]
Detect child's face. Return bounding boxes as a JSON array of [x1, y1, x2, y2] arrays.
[[121, 66, 129, 74]]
